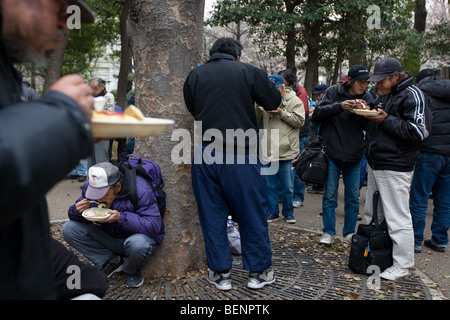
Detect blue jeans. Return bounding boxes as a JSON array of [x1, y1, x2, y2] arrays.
[[293, 136, 309, 202], [71, 159, 87, 177], [265, 160, 294, 217], [63, 221, 158, 274], [322, 158, 361, 236], [410, 152, 450, 246]]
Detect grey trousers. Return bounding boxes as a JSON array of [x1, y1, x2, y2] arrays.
[[62, 220, 158, 274]]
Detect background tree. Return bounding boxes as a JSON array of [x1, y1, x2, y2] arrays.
[[206, 0, 447, 93], [127, 0, 207, 279]]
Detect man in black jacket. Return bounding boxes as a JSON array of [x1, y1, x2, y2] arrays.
[[312, 65, 372, 245], [183, 38, 281, 290], [410, 69, 450, 253], [364, 58, 431, 281], [0, 0, 108, 299]]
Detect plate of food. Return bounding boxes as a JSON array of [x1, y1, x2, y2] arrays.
[[352, 109, 380, 116], [82, 207, 111, 222], [91, 105, 174, 138]]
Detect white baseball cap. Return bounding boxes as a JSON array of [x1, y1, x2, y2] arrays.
[[86, 162, 122, 200]]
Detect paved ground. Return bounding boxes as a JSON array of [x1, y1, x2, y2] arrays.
[[47, 177, 449, 300]]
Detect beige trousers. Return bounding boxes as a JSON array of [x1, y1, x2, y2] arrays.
[[364, 167, 415, 269]]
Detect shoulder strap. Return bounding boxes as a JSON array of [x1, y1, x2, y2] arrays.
[[370, 191, 380, 227]]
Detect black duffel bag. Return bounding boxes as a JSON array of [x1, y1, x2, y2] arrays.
[[348, 191, 393, 274], [292, 139, 328, 185]]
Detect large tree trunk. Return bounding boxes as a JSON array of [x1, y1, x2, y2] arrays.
[[303, 20, 321, 96], [43, 33, 69, 93], [116, 0, 133, 108], [127, 0, 206, 280]]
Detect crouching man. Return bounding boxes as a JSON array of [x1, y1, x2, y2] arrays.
[[63, 162, 165, 288]]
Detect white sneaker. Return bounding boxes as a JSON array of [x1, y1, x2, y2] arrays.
[[340, 233, 354, 243], [293, 201, 304, 208], [319, 233, 334, 245], [207, 270, 232, 290], [380, 266, 409, 281], [247, 268, 275, 289]]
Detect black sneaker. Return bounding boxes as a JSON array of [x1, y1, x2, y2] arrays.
[[101, 255, 123, 278], [126, 269, 144, 288], [207, 270, 232, 291], [424, 238, 446, 252], [247, 268, 275, 289]]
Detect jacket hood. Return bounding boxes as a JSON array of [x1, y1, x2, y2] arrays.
[[419, 79, 450, 103]]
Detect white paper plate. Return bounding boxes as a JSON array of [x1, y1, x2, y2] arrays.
[[91, 117, 174, 138], [82, 208, 111, 222], [353, 109, 380, 116]]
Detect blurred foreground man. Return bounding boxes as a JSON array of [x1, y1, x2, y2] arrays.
[[0, 0, 109, 299]]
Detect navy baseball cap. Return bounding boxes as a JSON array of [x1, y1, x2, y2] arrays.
[[368, 58, 402, 82], [312, 84, 328, 94], [348, 65, 370, 81]]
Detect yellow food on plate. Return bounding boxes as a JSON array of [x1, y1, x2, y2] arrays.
[[124, 105, 145, 120], [83, 209, 108, 217], [92, 110, 138, 121]]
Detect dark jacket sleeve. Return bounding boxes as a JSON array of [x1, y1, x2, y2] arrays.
[[183, 73, 195, 116], [0, 91, 93, 224], [252, 68, 281, 111], [312, 86, 342, 123], [381, 86, 430, 144]]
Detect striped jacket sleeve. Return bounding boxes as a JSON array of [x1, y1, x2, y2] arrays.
[[381, 85, 430, 144]]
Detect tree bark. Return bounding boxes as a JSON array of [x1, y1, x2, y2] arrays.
[[414, 0, 427, 32], [127, 0, 206, 280], [116, 0, 133, 108], [303, 19, 321, 96], [43, 33, 69, 93]]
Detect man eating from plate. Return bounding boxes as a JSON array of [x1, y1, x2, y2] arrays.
[[311, 65, 373, 245], [363, 58, 431, 281], [63, 162, 165, 288]]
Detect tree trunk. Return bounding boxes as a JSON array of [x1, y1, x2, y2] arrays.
[[127, 0, 206, 280], [116, 0, 133, 108], [43, 32, 69, 93], [414, 0, 427, 32], [284, 0, 298, 72], [303, 19, 321, 96]]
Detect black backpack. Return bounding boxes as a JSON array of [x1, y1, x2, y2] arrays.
[[118, 154, 166, 217], [348, 191, 393, 274]]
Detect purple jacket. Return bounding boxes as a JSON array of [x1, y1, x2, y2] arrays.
[[68, 176, 165, 244]]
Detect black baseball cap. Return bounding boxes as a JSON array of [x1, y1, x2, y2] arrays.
[[368, 58, 402, 82], [67, 0, 95, 24], [348, 65, 370, 81]]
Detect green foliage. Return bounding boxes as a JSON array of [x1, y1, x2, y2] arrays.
[[206, 0, 440, 78], [62, 0, 122, 77]]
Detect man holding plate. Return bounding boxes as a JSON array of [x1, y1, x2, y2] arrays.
[[63, 162, 165, 288], [363, 58, 432, 281], [312, 65, 373, 246]]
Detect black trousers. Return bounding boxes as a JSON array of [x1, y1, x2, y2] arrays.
[[50, 237, 109, 300]]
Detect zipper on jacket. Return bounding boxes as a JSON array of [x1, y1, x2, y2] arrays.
[[367, 95, 392, 169]]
